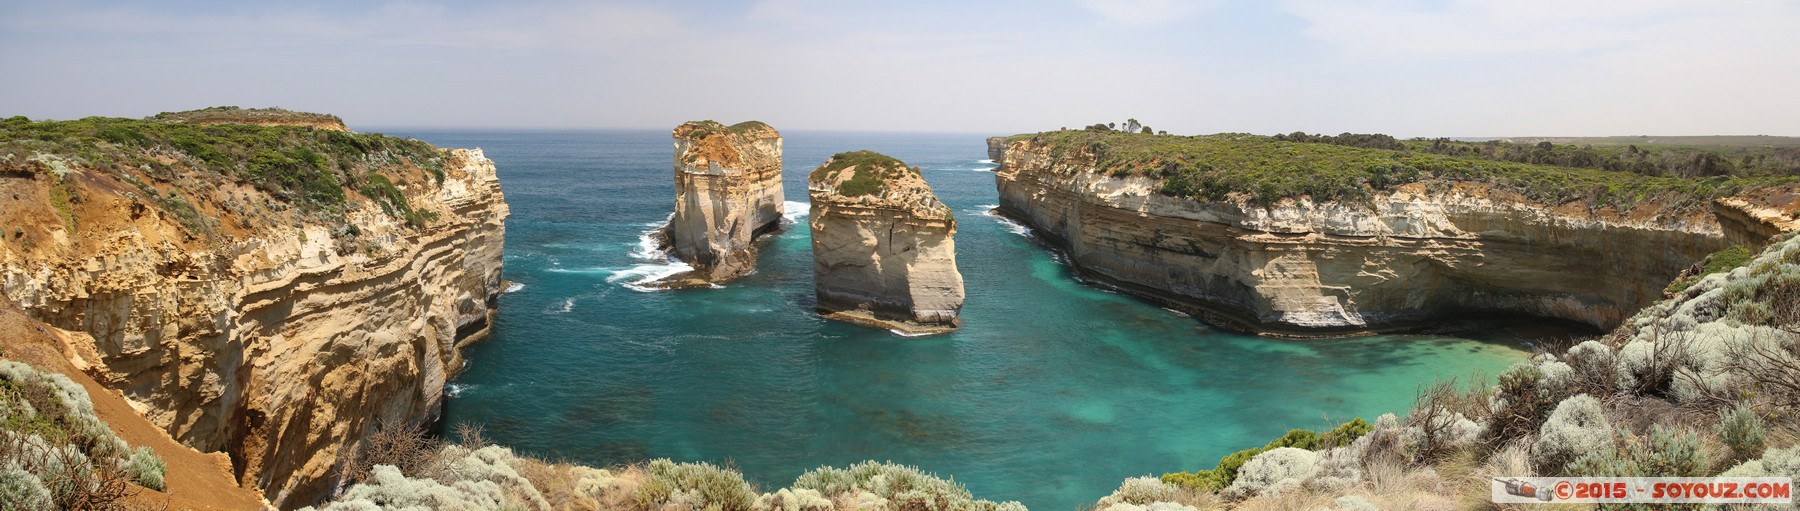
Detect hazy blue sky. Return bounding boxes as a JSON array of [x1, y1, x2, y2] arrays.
[[2, 0, 1796, 136]]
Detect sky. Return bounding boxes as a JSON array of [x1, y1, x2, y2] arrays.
[[1, 0, 1797, 137]]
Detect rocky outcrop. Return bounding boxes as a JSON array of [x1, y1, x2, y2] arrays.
[[986, 136, 1008, 166], [0, 120, 507, 506], [993, 136, 1795, 335], [655, 120, 784, 287], [1713, 194, 1800, 248], [809, 151, 963, 334]]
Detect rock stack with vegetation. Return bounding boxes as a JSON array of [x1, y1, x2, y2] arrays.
[[808, 151, 964, 334], [655, 120, 785, 287]]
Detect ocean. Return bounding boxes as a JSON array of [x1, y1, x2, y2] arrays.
[[384, 128, 1529, 510]]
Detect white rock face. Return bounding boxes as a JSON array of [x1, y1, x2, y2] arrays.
[[661, 121, 783, 285], [809, 152, 964, 333]]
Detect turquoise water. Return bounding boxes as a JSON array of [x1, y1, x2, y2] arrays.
[[386, 129, 1528, 510]]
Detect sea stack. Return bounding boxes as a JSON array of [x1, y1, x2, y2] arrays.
[[809, 151, 964, 334], [658, 120, 784, 286]]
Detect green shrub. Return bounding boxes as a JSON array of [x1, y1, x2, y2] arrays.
[[1162, 426, 1345, 492], [1638, 425, 1707, 477], [809, 151, 915, 198], [0, 112, 448, 225], [1265, 429, 1319, 450], [1667, 246, 1754, 294], [1568, 426, 1707, 479], [1318, 418, 1371, 448], [1715, 403, 1766, 461], [1490, 363, 1556, 442]]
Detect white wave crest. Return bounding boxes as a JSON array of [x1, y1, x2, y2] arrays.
[[783, 200, 810, 224], [607, 261, 695, 292], [548, 297, 575, 313], [630, 214, 672, 261], [978, 159, 995, 164], [503, 282, 525, 294], [986, 210, 1031, 236], [445, 383, 475, 398], [972, 167, 997, 172]]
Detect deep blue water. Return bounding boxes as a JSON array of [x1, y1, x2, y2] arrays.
[[383, 128, 1529, 511]]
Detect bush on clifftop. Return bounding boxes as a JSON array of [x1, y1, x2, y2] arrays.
[[1005, 130, 1795, 208]]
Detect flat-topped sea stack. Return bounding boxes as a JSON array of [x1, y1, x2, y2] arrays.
[[655, 120, 784, 287], [810, 151, 965, 334]]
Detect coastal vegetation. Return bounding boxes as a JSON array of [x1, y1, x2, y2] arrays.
[[305, 423, 1025, 511], [150, 106, 346, 129], [810, 150, 914, 197], [1006, 130, 1797, 208], [1100, 233, 1800, 510], [0, 110, 446, 230], [0, 360, 167, 509], [677, 120, 775, 140]]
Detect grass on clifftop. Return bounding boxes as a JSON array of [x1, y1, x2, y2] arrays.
[[1006, 130, 1797, 209], [151, 106, 345, 128], [677, 120, 775, 139], [810, 150, 914, 197], [0, 111, 445, 226]]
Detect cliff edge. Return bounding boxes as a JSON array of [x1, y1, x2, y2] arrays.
[[994, 130, 1799, 334], [809, 151, 963, 334], [653, 120, 784, 287], [0, 110, 507, 507]]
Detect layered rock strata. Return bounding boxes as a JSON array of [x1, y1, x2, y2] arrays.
[[993, 137, 1797, 334], [987, 136, 1009, 167], [0, 123, 507, 506], [809, 151, 964, 334], [655, 120, 784, 287]]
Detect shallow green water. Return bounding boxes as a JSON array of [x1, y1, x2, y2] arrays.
[[387, 129, 1530, 510]]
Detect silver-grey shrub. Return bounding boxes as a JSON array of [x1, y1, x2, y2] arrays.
[[790, 461, 1026, 511], [636, 459, 757, 511], [1221, 447, 1319, 500], [0, 463, 54, 511], [1531, 394, 1614, 474], [122, 446, 165, 491], [1715, 403, 1766, 461], [320, 464, 508, 511]]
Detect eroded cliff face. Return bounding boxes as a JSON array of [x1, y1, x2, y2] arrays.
[[809, 152, 963, 334], [657, 121, 783, 287], [994, 138, 1795, 334], [0, 140, 506, 506], [986, 136, 1008, 166]]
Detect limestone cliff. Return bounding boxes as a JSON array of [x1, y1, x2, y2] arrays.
[[809, 151, 963, 334], [993, 133, 1798, 334], [986, 136, 1008, 167], [0, 112, 507, 507], [655, 120, 783, 287]]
